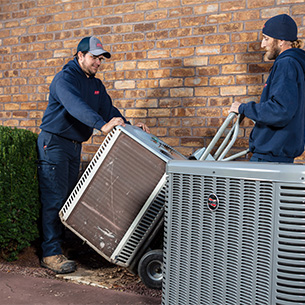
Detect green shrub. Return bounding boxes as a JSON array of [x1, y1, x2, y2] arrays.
[[0, 126, 40, 261]]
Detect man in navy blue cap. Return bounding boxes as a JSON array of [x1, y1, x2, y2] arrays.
[[37, 36, 149, 273], [230, 14, 305, 163]]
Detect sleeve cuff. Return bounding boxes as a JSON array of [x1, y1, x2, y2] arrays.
[[94, 119, 106, 131]]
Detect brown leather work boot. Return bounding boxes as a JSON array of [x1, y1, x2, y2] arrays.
[[41, 254, 76, 274]]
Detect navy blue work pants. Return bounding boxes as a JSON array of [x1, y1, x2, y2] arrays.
[[37, 131, 81, 258]]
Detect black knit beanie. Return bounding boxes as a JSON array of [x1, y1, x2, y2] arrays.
[[262, 14, 298, 41]]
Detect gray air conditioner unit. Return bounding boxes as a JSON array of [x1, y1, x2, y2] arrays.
[[163, 160, 305, 305], [59, 124, 185, 288]]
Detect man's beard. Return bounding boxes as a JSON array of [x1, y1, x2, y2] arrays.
[[84, 67, 96, 77], [264, 40, 281, 61], [81, 62, 97, 77]]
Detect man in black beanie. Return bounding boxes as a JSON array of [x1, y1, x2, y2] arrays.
[[230, 14, 305, 163]]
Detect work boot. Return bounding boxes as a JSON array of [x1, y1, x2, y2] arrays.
[[41, 254, 76, 274]]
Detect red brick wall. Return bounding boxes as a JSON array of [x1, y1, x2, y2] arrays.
[[1, 0, 305, 163]]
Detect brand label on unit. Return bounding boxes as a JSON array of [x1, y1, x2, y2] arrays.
[[207, 193, 219, 211]]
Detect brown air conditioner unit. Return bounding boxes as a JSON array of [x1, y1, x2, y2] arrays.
[[60, 125, 185, 270]]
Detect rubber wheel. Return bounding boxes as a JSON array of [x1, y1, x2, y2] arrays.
[[137, 249, 163, 290]]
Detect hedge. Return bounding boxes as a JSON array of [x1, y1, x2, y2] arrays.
[[0, 126, 40, 261]]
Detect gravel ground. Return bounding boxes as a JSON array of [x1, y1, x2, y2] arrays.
[[0, 235, 162, 299]]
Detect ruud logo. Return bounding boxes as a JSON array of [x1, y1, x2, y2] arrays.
[[207, 193, 219, 211]]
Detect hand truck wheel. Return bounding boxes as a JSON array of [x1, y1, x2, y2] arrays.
[[137, 249, 163, 290]]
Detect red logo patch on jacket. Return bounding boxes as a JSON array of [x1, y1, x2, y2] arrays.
[[94, 91, 100, 95]]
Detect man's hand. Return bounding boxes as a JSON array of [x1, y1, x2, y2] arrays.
[[135, 122, 150, 133], [229, 102, 241, 114], [101, 117, 125, 134]]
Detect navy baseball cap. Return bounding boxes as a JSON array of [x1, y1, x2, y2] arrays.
[[75, 36, 111, 58], [262, 14, 298, 41]]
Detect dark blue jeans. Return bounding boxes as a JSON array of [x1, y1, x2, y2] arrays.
[[37, 131, 81, 258]]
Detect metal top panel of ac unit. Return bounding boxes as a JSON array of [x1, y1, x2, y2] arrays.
[[116, 124, 185, 161], [166, 160, 305, 184]]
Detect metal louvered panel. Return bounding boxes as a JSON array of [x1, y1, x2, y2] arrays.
[[275, 185, 305, 305], [163, 172, 274, 305], [113, 179, 167, 265], [163, 160, 305, 305], [60, 125, 186, 268]]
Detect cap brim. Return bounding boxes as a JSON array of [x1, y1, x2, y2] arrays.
[[90, 50, 111, 58]]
